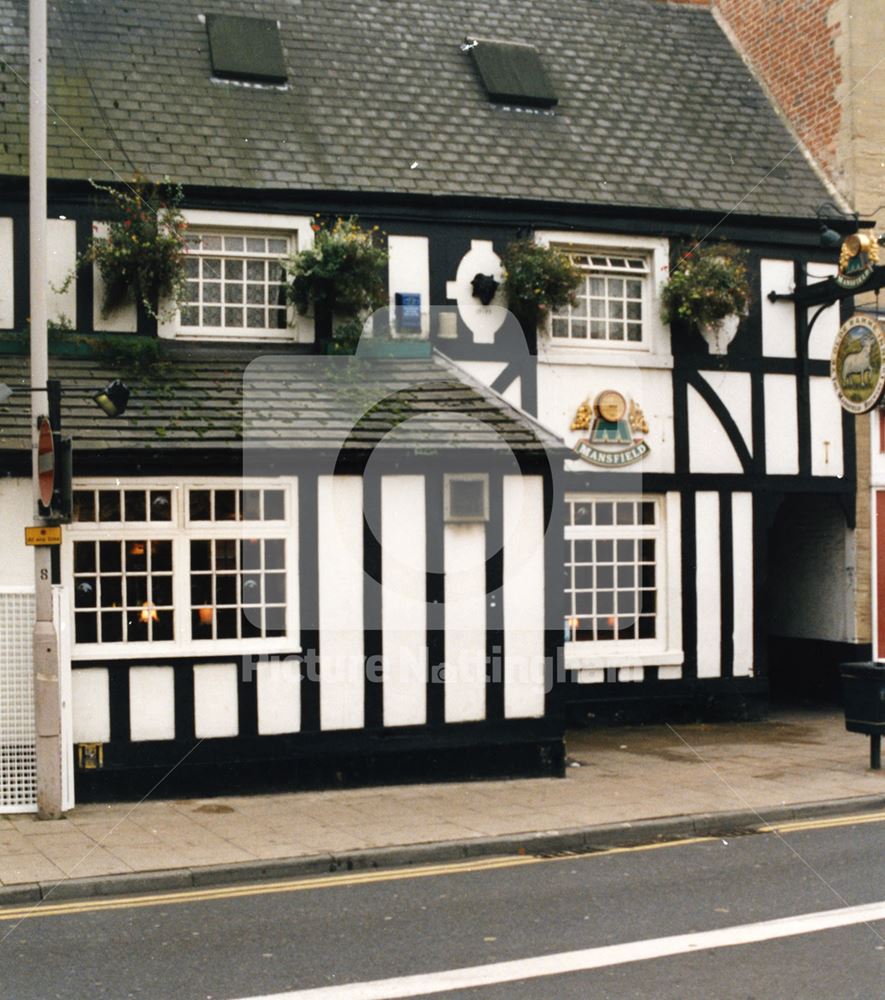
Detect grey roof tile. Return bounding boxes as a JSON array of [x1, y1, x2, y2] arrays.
[[0, 348, 562, 456], [0, 0, 830, 217]]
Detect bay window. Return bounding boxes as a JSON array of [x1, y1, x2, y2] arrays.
[[67, 480, 297, 657]]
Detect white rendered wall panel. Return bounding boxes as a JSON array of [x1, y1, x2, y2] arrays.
[[760, 259, 796, 357], [445, 239, 506, 344], [47, 218, 77, 325], [193, 663, 238, 738], [129, 666, 175, 741], [387, 235, 430, 337], [809, 376, 844, 478], [687, 384, 743, 473], [695, 492, 721, 678], [257, 658, 301, 735], [72, 668, 110, 744], [540, 366, 675, 475], [732, 493, 754, 677], [444, 523, 487, 722], [763, 374, 799, 475], [699, 371, 753, 459], [664, 492, 683, 656], [807, 265, 840, 361], [872, 411, 885, 486], [0, 479, 34, 586], [502, 476, 545, 719], [0, 217, 14, 328], [318, 476, 365, 731], [381, 476, 427, 727], [92, 222, 138, 332], [658, 665, 683, 680]]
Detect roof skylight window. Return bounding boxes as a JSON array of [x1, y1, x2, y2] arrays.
[[467, 38, 557, 108], [206, 14, 287, 84]]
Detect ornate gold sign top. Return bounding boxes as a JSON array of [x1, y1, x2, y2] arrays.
[[837, 232, 879, 290]]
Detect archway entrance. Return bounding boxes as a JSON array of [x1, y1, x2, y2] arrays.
[[765, 493, 858, 706]]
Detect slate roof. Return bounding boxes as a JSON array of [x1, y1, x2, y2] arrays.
[[0, 0, 830, 218], [0, 349, 563, 456]]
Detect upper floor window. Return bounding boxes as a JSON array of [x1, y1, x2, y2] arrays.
[[551, 252, 649, 348], [155, 211, 314, 342], [535, 231, 670, 363], [181, 231, 290, 336]]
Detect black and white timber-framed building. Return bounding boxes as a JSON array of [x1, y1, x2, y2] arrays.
[[0, 0, 869, 803]]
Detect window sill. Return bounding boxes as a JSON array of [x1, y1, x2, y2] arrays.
[[71, 638, 301, 661], [564, 646, 684, 670], [173, 330, 299, 343], [538, 343, 673, 369]]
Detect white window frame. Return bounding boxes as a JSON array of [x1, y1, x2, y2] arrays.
[[563, 491, 683, 671], [535, 231, 672, 368], [157, 211, 315, 343], [63, 477, 299, 660]]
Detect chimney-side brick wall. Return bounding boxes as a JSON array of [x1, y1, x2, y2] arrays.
[[714, 0, 845, 189], [711, 0, 885, 647]]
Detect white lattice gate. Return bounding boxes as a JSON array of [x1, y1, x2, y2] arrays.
[[0, 586, 73, 813], [0, 588, 37, 811]]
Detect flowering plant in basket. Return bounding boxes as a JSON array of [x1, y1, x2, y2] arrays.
[[660, 241, 751, 329], [286, 216, 388, 319], [501, 238, 582, 328], [72, 176, 188, 320]]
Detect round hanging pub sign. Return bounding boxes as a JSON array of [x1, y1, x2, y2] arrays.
[[831, 314, 885, 413]]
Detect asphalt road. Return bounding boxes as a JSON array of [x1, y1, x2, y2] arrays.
[[0, 813, 882, 1000]]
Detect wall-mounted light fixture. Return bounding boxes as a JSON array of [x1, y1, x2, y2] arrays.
[[816, 199, 859, 248], [1, 378, 131, 417], [93, 379, 130, 417]]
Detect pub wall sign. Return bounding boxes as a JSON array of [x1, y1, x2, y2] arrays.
[[570, 390, 650, 466]]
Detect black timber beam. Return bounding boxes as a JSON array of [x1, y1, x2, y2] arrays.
[[767, 265, 885, 308]]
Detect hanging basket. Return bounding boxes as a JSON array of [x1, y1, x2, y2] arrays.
[[698, 313, 741, 355]]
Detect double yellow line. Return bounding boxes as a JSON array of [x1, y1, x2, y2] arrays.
[[1, 811, 882, 923], [758, 808, 885, 834], [0, 838, 713, 923]]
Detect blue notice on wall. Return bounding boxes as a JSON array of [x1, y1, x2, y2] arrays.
[[395, 292, 422, 332]]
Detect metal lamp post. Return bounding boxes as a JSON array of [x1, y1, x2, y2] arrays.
[[29, 0, 64, 819]]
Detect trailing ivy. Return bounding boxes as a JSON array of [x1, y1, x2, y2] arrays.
[[58, 176, 188, 320]]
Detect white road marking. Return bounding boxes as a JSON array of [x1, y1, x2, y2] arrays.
[[233, 900, 885, 1000]]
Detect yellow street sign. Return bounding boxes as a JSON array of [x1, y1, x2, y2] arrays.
[[25, 525, 61, 546]]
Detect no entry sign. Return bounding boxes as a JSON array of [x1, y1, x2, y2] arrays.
[[37, 417, 54, 508]]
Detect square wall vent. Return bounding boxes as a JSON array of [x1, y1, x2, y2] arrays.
[[444, 474, 490, 523], [468, 38, 557, 108], [206, 14, 287, 84]]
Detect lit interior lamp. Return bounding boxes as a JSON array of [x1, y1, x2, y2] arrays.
[[129, 542, 145, 556], [140, 601, 159, 623], [94, 379, 130, 417], [197, 606, 213, 625]]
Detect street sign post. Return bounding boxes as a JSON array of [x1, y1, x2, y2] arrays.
[[25, 525, 61, 546]]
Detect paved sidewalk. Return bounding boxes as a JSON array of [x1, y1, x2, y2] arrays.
[[1, 709, 882, 903]]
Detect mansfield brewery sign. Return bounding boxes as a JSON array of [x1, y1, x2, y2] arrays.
[[836, 232, 879, 290], [570, 390, 650, 466]]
